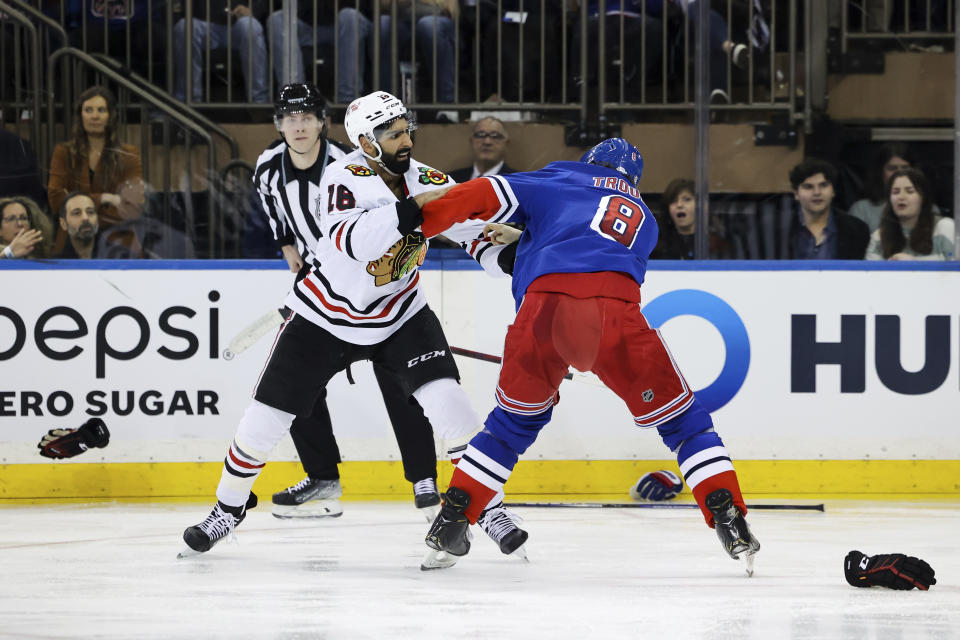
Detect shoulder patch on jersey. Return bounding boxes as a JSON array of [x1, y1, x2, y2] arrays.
[[418, 167, 450, 186], [345, 163, 375, 177]]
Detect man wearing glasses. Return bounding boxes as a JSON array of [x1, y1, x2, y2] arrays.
[[449, 117, 515, 183]]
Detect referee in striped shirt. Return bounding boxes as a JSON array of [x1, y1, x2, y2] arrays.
[[253, 83, 442, 520]]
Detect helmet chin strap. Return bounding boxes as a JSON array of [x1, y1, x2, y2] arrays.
[[360, 134, 400, 176]]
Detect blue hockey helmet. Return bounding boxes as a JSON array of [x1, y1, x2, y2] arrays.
[[580, 138, 644, 188]]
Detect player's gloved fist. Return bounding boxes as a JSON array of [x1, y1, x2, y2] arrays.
[[844, 550, 936, 591], [37, 418, 110, 459], [629, 470, 683, 501]]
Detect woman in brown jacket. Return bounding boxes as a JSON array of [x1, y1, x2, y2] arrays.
[[47, 85, 145, 254]]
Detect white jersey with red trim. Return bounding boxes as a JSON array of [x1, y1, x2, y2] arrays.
[[285, 149, 507, 345]]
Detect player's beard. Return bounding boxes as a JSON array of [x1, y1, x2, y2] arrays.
[[381, 145, 412, 175]]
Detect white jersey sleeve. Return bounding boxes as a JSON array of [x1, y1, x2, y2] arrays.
[[317, 162, 406, 262], [441, 219, 511, 278]]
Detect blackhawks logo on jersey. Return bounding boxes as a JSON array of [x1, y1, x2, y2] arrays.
[[366, 232, 427, 286], [418, 167, 450, 186], [345, 164, 375, 177]]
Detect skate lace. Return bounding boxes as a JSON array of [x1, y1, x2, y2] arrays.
[[413, 478, 438, 496], [198, 504, 238, 539], [286, 477, 314, 493], [479, 506, 523, 542]]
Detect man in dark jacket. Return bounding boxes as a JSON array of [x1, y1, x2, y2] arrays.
[[173, 1, 269, 103], [449, 117, 516, 183], [788, 158, 869, 260]]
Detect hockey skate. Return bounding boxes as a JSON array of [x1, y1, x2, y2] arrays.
[[413, 477, 442, 522], [271, 477, 343, 519], [479, 503, 529, 560], [705, 488, 760, 576], [422, 487, 473, 570], [179, 493, 258, 558]]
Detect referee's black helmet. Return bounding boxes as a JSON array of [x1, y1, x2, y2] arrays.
[[275, 83, 326, 121]]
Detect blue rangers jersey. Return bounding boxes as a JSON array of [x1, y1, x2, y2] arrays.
[[422, 160, 658, 306]]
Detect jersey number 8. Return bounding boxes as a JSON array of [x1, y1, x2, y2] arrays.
[[590, 195, 645, 248]]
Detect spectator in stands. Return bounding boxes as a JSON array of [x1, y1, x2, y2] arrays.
[[472, 0, 565, 104], [335, 4, 374, 103], [787, 158, 869, 260], [0, 196, 52, 259], [173, 1, 269, 103], [266, 1, 334, 89], [63, 0, 161, 76], [267, 2, 375, 104], [54, 191, 100, 259], [0, 129, 46, 205], [378, 0, 457, 113], [448, 117, 515, 183], [848, 144, 941, 233], [570, 0, 664, 102], [651, 178, 730, 259], [571, 1, 749, 103], [865, 168, 954, 261], [48, 85, 145, 255]]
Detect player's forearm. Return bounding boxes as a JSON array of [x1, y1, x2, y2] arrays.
[[421, 178, 502, 237], [326, 203, 407, 261]]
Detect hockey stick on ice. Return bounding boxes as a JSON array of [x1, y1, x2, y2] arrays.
[[222, 309, 285, 360], [449, 346, 606, 388], [505, 502, 825, 512]]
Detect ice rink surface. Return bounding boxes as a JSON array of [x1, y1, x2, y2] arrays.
[[1, 500, 957, 640]]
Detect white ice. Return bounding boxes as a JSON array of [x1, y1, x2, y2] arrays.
[[1, 501, 957, 639]]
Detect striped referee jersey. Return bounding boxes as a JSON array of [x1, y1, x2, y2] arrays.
[[253, 137, 352, 264]]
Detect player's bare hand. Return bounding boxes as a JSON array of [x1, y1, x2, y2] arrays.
[[4, 227, 43, 258], [281, 244, 304, 273], [231, 4, 252, 17], [413, 186, 453, 208], [889, 252, 913, 261], [483, 223, 521, 246]]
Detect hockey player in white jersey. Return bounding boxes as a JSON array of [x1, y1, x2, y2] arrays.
[[181, 92, 526, 567], [255, 83, 443, 521]]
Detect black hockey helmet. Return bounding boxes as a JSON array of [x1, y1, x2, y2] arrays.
[[275, 83, 327, 122]]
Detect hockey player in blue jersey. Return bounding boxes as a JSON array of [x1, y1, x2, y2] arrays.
[[418, 138, 760, 572]]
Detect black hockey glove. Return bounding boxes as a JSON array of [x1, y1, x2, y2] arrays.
[[38, 418, 110, 459], [844, 550, 936, 591]]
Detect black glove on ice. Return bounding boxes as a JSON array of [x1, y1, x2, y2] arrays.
[[38, 418, 110, 459], [844, 550, 936, 591]]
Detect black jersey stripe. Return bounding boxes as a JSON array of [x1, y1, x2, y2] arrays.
[[292, 283, 421, 329], [309, 267, 408, 315]]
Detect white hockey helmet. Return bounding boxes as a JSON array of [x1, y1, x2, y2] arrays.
[[344, 91, 409, 160]]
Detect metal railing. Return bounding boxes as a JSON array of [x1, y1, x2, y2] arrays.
[[0, 0, 42, 145], [3, 0, 803, 119], [842, 0, 955, 52]]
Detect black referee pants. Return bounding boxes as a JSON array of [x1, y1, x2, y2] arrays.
[[289, 363, 438, 483]]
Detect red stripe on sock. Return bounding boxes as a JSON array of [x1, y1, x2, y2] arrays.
[[449, 467, 497, 525], [228, 448, 264, 470], [691, 470, 746, 527]]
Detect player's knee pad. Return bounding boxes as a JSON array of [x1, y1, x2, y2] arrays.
[[485, 406, 552, 455], [412, 377, 482, 442], [655, 397, 714, 451], [235, 399, 296, 454]]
